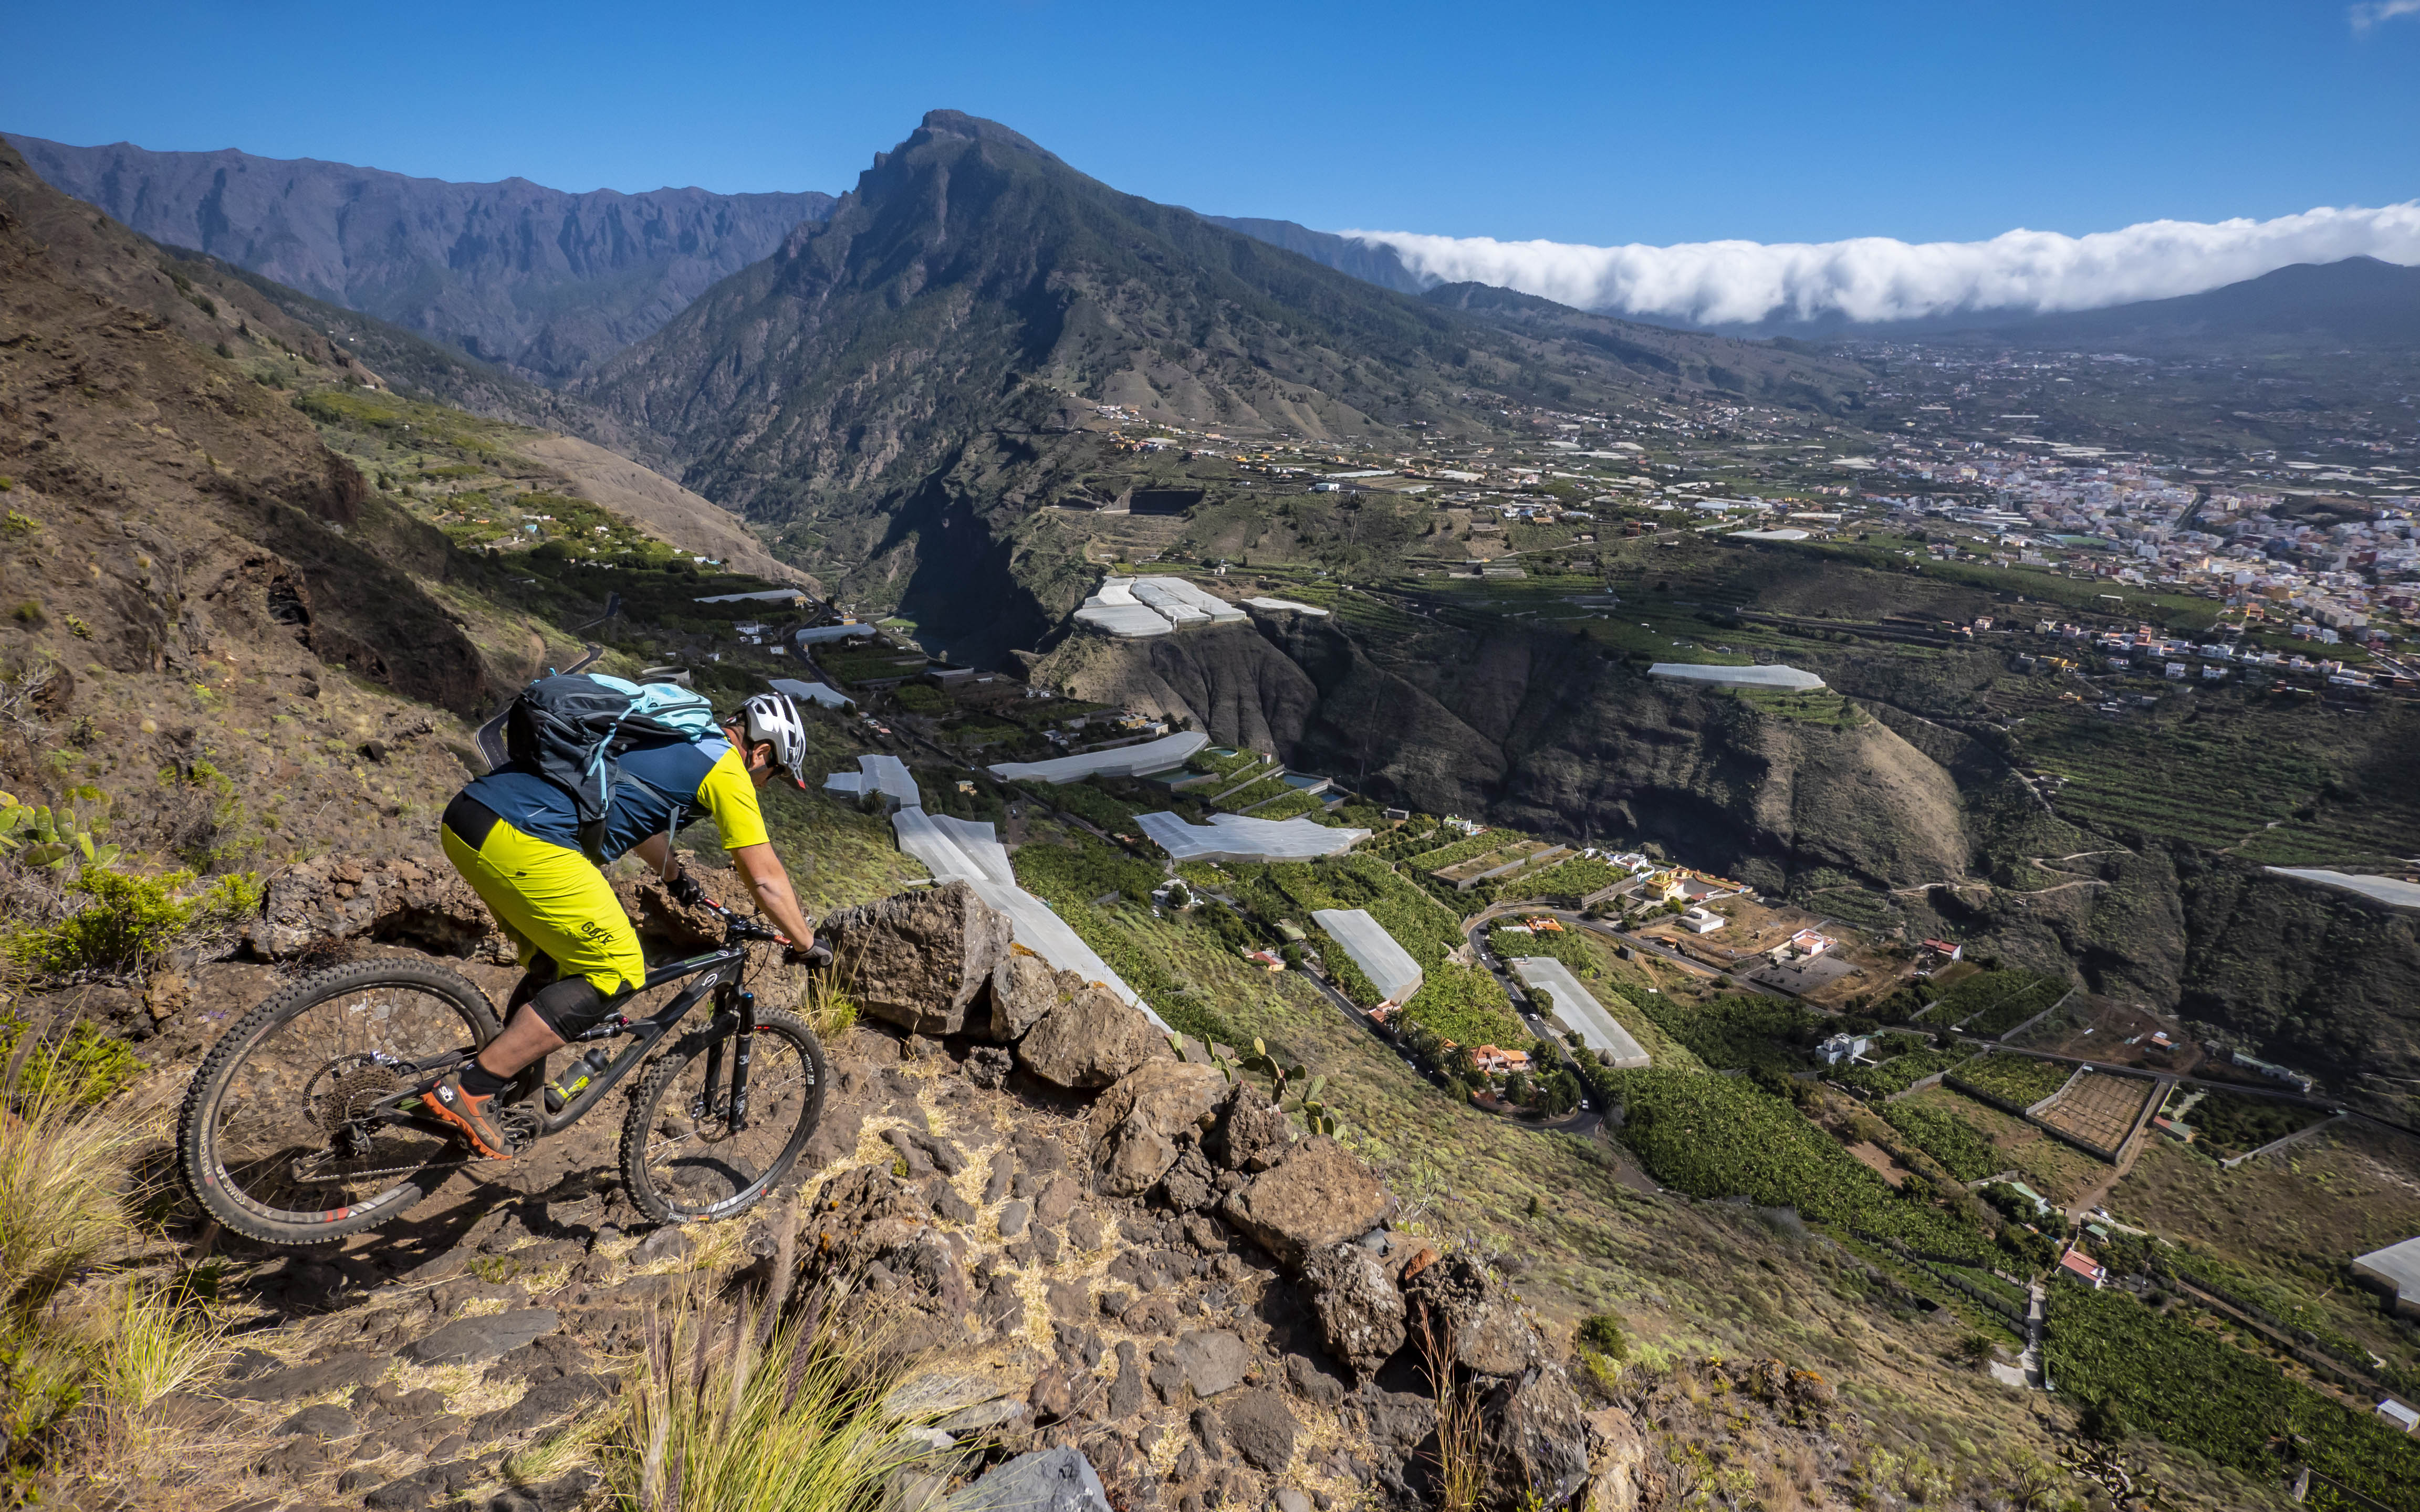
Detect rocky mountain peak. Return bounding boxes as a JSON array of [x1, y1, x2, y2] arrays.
[[914, 109, 1067, 164]]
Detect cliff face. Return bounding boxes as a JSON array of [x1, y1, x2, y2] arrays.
[[7, 134, 833, 382], [1031, 615, 1972, 894]]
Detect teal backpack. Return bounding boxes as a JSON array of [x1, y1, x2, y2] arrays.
[[505, 673, 724, 862]]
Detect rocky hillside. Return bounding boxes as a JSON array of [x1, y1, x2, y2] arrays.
[[6, 135, 835, 382], [56, 853, 2142, 1512], [0, 136, 811, 878]]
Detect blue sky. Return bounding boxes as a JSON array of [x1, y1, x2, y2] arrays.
[[8, 1, 2417, 246]]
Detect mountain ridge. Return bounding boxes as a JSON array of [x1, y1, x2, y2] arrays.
[[4, 133, 836, 382], [572, 110, 1867, 653]]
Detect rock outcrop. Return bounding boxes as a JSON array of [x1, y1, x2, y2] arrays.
[[979, 947, 1079, 1042], [1017, 983, 1169, 1089], [820, 880, 1013, 1035], [1300, 1243, 1406, 1382], [249, 857, 498, 960], [1222, 1137, 1396, 1268]]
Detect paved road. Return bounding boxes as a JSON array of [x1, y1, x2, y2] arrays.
[[473, 643, 603, 770]]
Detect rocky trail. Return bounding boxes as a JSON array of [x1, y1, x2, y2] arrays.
[[70, 865, 1703, 1512]]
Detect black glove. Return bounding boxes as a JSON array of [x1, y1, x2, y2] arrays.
[[786, 940, 834, 970], [667, 869, 707, 908]]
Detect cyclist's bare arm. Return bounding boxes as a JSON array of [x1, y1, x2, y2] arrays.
[[731, 842, 816, 948], [632, 834, 816, 949]]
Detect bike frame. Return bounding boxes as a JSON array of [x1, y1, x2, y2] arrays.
[[364, 910, 775, 1142]]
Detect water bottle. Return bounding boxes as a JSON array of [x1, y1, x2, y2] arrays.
[[544, 1047, 615, 1112]]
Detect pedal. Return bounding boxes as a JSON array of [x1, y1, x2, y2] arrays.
[[497, 1107, 541, 1155]]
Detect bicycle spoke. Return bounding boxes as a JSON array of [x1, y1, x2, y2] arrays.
[[205, 981, 482, 1222], [627, 1016, 822, 1221]]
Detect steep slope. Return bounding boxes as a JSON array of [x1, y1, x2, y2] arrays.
[[0, 141, 514, 864], [1969, 255, 2420, 352], [4, 139, 794, 593], [1422, 281, 1869, 404], [1203, 215, 1434, 294], [6, 134, 834, 381], [575, 110, 1864, 648]]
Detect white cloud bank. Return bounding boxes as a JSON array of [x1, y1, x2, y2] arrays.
[[2351, 0, 2420, 33], [1342, 203, 2420, 326]]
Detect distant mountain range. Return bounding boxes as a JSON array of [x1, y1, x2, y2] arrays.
[[1199, 217, 1432, 295], [1217, 219, 2420, 354], [1869, 255, 2420, 352], [3, 134, 833, 382]]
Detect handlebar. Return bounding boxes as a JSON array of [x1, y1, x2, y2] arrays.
[[693, 892, 787, 944], [686, 888, 823, 960]]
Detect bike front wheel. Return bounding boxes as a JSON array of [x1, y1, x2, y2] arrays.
[[619, 1007, 827, 1226], [178, 959, 502, 1246]]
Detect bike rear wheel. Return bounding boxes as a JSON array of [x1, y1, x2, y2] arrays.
[[619, 1006, 827, 1226], [178, 959, 502, 1246]]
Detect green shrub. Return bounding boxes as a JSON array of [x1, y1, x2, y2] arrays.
[[1880, 1100, 2001, 1182], [1613, 989, 1821, 1074], [1831, 1047, 1973, 1099], [1948, 1053, 2073, 1109], [2045, 1280, 2420, 1508], [1010, 833, 1160, 908], [1399, 961, 1521, 1047], [1576, 1312, 1629, 1360], [6, 868, 259, 978], [0, 1018, 144, 1108]]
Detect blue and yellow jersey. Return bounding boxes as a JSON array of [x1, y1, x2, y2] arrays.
[[464, 739, 770, 862]]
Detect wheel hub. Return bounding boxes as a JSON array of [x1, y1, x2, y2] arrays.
[[311, 1058, 404, 1156]]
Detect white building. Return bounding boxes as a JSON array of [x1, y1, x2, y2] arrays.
[[1818, 1033, 1874, 1065]]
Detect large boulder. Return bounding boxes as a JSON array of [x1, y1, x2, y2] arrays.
[[1221, 1138, 1395, 1269], [1221, 1389, 1299, 1473], [818, 881, 1011, 1036], [1300, 1243, 1406, 1382], [1206, 1080, 1292, 1172], [1020, 984, 1169, 1090], [1582, 1406, 1649, 1512], [954, 1447, 1113, 1512], [250, 855, 496, 959], [1095, 1110, 1178, 1199], [1088, 1060, 1226, 1196], [1088, 1060, 1227, 1145], [1402, 1254, 1539, 1378], [978, 948, 1084, 1043], [1483, 1366, 1592, 1508]]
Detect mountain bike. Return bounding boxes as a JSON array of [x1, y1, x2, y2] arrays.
[[177, 897, 827, 1246]]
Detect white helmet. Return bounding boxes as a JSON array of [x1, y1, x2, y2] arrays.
[[737, 691, 810, 789]]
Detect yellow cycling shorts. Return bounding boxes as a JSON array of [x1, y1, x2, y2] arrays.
[[441, 812, 645, 999]]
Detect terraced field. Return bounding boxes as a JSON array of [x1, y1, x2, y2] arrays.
[[1948, 1053, 2077, 1112], [2032, 1069, 2157, 1158], [2015, 703, 2420, 864]]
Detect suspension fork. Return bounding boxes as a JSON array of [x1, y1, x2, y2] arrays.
[[727, 989, 756, 1133]]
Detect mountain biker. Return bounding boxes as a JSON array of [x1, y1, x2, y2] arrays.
[[425, 689, 820, 1159]]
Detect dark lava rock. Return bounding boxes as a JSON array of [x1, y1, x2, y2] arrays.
[[403, 1308, 559, 1367]]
